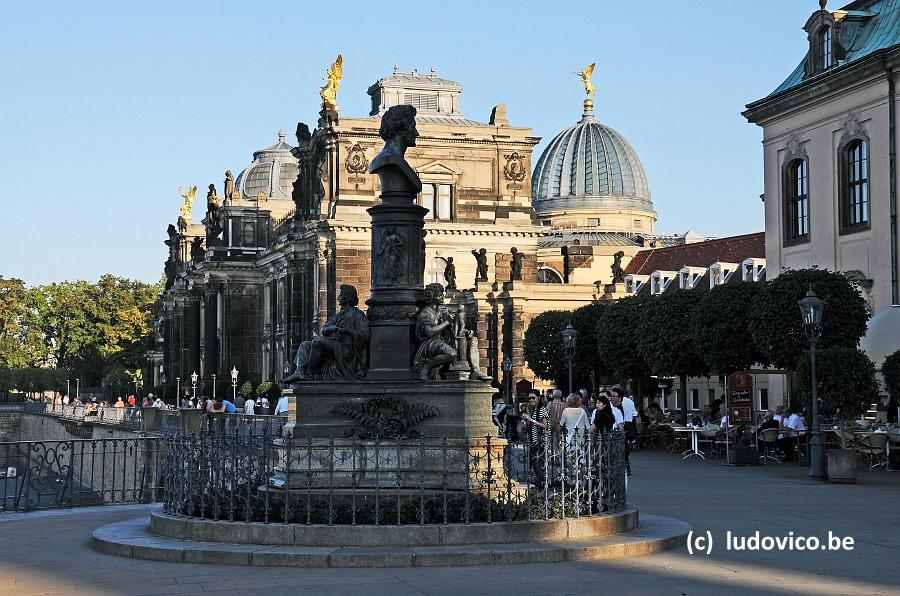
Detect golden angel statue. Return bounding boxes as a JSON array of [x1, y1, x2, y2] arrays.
[[573, 63, 596, 97], [320, 54, 343, 110], [178, 185, 197, 220]]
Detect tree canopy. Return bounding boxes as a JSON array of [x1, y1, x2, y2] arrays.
[[883, 349, 900, 400], [0, 275, 161, 386], [522, 310, 570, 386], [691, 281, 765, 374], [793, 347, 878, 421], [749, 269, 868, 370]]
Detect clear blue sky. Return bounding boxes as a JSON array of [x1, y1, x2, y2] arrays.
[[0, 0, 817, 286]]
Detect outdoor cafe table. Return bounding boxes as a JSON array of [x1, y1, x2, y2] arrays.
[[673, 426, 709, 460]]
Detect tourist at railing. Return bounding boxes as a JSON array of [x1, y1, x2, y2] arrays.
[[114, 397, 125, 409], [522, 392, 549, 484]]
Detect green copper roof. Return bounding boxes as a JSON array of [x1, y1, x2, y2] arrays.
[[771, 0, 900, 96]]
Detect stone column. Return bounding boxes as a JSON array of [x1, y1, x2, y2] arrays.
[[365, 201, 428, 379]]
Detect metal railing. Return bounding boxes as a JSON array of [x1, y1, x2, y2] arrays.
[[162, 428, 627, 525], [43, 403, 142, 430], [0, 437, 163, 512]]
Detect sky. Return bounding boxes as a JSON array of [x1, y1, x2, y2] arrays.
[[0, 0, 817, 286]]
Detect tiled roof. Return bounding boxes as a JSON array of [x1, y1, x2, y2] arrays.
[[770, 0, 900, 96], [623, 232, 765, 276]]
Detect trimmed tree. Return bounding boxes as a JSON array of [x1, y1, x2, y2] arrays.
[[749, 268, 869, 370], [570, 301, 609, 393], [638, 289, 708, 422], [523, 310, 570, 388], [883, 350, 900, 400], [596, 294, 653, 406], [691, 282, 765, 374], [793, 347, 878, 446]]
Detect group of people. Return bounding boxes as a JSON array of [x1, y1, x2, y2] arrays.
[[494, 385, 638, 485], [52, 391, 290, 417], [757, 405, 807, 462]]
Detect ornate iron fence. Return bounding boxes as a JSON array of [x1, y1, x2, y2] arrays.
[[161, 428, 627, 525], [0, 438, 163, 512]]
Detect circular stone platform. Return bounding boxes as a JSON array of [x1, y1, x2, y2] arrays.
[[92, 508, 690, 568]]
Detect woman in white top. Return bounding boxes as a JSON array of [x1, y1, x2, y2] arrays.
[[559, 394, 589, 446]]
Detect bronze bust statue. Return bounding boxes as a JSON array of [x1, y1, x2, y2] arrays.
[[369, 105, 422, 197], [285, 284, 370, 382]]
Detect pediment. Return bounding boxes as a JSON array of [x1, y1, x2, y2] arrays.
[[416, 160, 462, 176]]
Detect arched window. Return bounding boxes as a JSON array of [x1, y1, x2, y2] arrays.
[[537, 268, 562, 284], [784, 158, 809, 243], [426, 257, 448, 286], [820, 26, 833, 70], [842, 139, 870, 231]]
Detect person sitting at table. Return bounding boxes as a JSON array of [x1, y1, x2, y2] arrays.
[[772, 405, 785, 426], [699, 405, 714, 426], [778, 406, 807, 462]]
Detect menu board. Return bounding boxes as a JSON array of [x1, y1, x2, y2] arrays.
[[727, 372, 754, 424]]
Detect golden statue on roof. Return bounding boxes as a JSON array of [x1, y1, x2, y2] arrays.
[[574, 62, 596, 97], [178, 185, 197, 220], [320, 54, 343, 110]]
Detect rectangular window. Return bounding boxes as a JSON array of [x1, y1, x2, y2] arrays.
[[759, 388, 769, 411], [633, 219, 642, 230], [843, 140, 870, 231], [421, 184, 434, 218], [437, 184, 452, 220], [672, 389, 680, 411], [784, 158, 809, 244], [420, 184, 453, 221], [707, 388, 716, 405], [690, 388, 699, 410], [586, 218, 599, 227]]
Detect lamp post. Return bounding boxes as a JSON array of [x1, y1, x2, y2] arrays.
[[76, 378, 80, 401], [798, 287, 826, 480], [561, 322, 578, 395], [658, 380, 667, 412], [190, 371, 198, 404], [231, 366, 239, 403], [176, 377, 181, 405], [211, 373, 217, 400], [502, 357, 513, 405], [66, 379, 70, 401]]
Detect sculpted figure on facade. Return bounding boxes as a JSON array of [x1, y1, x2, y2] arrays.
[[224, 170, 234, 202], [611, 250, 625, 284], [412, 283, 457, 380], [510, 247, 523, 281], [443, 256, 457, 290], [369, 104, 422, 196], [285, 284, 369, 382], [190, 237, 205, 261], [472, 248, 489, 282], [205, 184, 223, 244]]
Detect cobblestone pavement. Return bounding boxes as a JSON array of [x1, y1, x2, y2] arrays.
[[1, 450, 898, 595]]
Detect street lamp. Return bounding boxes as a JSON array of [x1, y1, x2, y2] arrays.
[[211, 373, 217, 400], [502, 357, 513, 405], [191, 371, 198, 403], [176, 377, 181, 405], [231, 366, 239, 402], [76, 378, 80, 401], [798, 287, 826, 480], [561, 322, 578, 394]]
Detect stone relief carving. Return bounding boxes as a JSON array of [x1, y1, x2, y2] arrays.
[[503, 152, 526, 183], [345, 142, 369, 177], [366, 304, 418, 322], [377, 226, 405, 284], [331, 396, 439, 439]]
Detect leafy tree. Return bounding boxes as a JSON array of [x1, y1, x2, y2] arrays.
[[691, 282, 765, 374], [883, 350, 900, 400], [638, 289, 708, 421], [569, 301, 609, 392], [749, 269, 868, 370], [239, 380, 254, 397], [794, 348, 878, 444], [0, 277, 50, 368], [596, 294, 654, 405], [523, 310, 570, 387]]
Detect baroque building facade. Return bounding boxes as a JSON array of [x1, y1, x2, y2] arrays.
[[155, 68, 697, 395]]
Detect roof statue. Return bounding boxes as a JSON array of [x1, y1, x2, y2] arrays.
[[320, 54, 343, 110], [178, 185, 197, 221], [574, 62, 596, 97]]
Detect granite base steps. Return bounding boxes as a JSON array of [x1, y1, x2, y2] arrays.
[[92, 512, 690, 568]]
